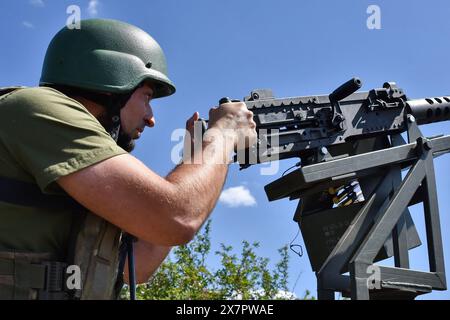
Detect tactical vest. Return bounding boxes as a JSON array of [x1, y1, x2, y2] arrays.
[[0, 88, 125, 300]]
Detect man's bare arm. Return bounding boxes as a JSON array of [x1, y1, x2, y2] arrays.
[[58, 102, 256, 246], [58, 141, 230, 246]]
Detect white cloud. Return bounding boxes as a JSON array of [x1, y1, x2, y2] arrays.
[[88, 0, 99, 16], [22, 21, 35, 29], [29, 0, 44, 7], [219, 186, 257, 208]]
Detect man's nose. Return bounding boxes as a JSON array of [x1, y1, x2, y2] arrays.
[[145, 105, 155, 127]]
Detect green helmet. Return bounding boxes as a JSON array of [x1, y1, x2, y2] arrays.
[[40, 19, 175, 99]]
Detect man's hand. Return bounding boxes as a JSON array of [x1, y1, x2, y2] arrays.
[[207, 101, 257, 151]]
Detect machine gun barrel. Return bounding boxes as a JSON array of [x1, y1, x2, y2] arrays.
[[407, 97, 450, 125]]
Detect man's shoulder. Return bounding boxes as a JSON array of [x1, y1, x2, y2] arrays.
[[2, 86, 79, 105], [0, 86, 89, 117], [0, 86, 27, 97]]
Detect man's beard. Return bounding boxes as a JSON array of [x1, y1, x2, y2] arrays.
[[117, 129, 136, 152], [98, 113, 136, 153]]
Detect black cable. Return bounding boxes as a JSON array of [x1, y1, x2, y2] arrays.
[[289, 229, 303, 258], [282, 161, 301, 176]]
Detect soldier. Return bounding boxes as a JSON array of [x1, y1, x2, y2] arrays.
[[0, 19, 256, 299]]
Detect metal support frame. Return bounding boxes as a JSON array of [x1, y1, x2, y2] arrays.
[[265, 116, 450, 300]]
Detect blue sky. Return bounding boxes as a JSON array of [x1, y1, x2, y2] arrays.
[[1, 0, 449, 300]]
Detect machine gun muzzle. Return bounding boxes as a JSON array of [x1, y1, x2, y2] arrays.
[[407, 96, 450, 125]]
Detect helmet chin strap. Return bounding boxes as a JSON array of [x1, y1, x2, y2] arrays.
[[109, 112, 135, 153], [106, 89, 136, 148], [110, 115, 121, 142], [108, 83, 143, 147]]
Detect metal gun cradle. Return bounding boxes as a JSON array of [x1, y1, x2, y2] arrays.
[[241, 78, 450, 299]]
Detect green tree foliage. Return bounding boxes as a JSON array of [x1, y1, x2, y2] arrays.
[[124, 221, 312, 300]]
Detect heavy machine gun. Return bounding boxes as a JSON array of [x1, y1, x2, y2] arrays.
[[221, 78, 450, 299]]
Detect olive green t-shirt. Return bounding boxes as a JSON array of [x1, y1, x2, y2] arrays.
[[0, 87, 127, 258]]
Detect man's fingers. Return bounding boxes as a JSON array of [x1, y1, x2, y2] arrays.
[[193, 112, 199, 121], [186, 112, 200, 129]]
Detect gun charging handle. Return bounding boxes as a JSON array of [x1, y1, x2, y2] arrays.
[[329, 77, 363, 103], [329, 78, 363, 129]]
